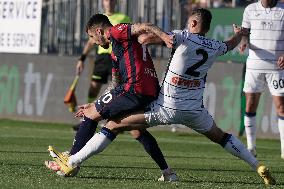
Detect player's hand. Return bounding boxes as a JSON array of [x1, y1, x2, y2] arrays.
[[138, 34, 148, 45], [82, 105, 97, 120], [161, 33, 173, 48], [277, 55, 284, 69], [74, 108, 84, 118], [233, 24, 249, 36], [233, 24, 241, 34], [74, 103, 93, 117], [76, 60, 84, 75], [239, 43, 247, 54]]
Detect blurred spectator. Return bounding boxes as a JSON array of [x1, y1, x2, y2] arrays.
[[223, 0, 233, 7], [190, 0, 209, 8], [235, 0, 256, 7], [212, 0, 225, 7]]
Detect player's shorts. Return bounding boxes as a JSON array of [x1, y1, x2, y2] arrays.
[[95, 85, 156, 119], [243, 69, 284, 96], [92, 54, 112, 84], [144, 102, 213, 134]]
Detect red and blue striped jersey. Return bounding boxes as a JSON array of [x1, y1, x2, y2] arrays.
[[110, 24, 159, 97]]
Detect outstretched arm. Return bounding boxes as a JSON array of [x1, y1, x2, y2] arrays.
[[131, 23, 173, 48], [239, 34, 249, 54], [138, 33, 164, 45], [225, 24, 249, 51]]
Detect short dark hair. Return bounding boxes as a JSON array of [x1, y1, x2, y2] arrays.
[[85, 14, 112, 32], [191, 8, 212, 32]]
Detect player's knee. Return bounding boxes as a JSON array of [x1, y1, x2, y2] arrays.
[[105, 120, 116, 130], [246, 101, 257, 111], [275, 104, 284, 115], [104, 121, 120, 134], [130, 130, 142, 138], [203, 123, 225, 144], [245, 96, 259, 111]]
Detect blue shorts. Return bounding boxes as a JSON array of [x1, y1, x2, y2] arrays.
[[95, 86, 156, 119]]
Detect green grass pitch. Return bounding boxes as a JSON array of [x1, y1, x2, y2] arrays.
[[0, 119, 283, 189]]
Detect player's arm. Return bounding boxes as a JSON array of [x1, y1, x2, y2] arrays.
[[102, 53, 121, 94], [277, 53, 284, 69], [239, 30, 249, 54], [224, 24, 249, 51], [76, 39, 94, 75], [138, 33, 164, 45], [131, 23, 173, 48], [102, 68, 121, 94], [239, 6, 250, 54]]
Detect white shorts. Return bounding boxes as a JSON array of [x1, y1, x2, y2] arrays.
[[243, 69, 284, 96], [144, 102, 213, 134]]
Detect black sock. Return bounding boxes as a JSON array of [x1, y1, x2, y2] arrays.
[[70, 117, 98, 155], [136, 130, 168, 170]]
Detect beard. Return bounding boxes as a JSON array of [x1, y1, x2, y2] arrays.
[[101, 43, 110, 49]]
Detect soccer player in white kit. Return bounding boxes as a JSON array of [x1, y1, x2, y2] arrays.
[[52, 8, 276, 185], [239, 0, 284, 158]]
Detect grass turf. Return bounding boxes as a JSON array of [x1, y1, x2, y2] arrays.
[[0, 119, 283, 189]]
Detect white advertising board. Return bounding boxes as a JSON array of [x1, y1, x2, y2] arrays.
[[0, 0, 42, 54]]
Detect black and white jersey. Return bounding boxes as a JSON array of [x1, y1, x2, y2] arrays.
[[156, 30, 227, 111]]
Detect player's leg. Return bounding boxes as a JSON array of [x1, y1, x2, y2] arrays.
[[266, 71, 284, 159], [244, 92, 261, 156], [62, 92, 156, 169], [68, 88, 125, 158], [182, 109, 275, 185], [130, 129, 177, 181], [202, 121, 275, 185], [243, 71, 265, 156], [272, 95, 284, 159], [203, 121, 260, 170], [73, 55, 110, 131], [70, 117, 98, 155], [71, 102, 103, 152], [68, 110, 148, 167], [47, 92, 108, 174], [68, 113, 179, 181], [131, 129, 169, 171], [182, 109, 260, 171], [73, 95, 151, 165]]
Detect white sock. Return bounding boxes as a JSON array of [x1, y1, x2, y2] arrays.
[[69, 132, 112, 166], [244, 115, 256, 150], [223, 134, 259, 171], [278, 118, 284, 156]]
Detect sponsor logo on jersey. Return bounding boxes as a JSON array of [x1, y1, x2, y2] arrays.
[[171, 76, 201, 88]]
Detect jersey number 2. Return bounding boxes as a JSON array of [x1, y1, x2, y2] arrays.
[[185, 49, 208, 77]]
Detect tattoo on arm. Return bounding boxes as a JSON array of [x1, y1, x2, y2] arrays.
[[138, 33, 164, 45], [103, 71, 121, 94], [131, 23, 165, 37]]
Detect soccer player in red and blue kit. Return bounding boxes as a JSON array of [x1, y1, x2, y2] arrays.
[[47, 14, 177, 181]]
